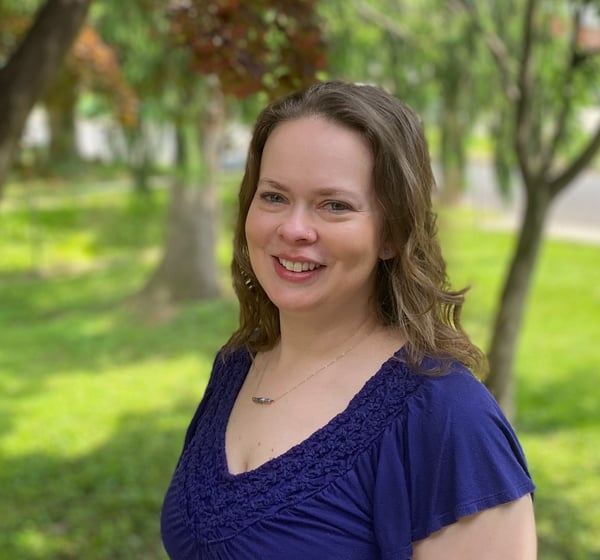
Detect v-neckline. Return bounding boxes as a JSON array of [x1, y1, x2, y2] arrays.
[[220, 347, 406, 480]]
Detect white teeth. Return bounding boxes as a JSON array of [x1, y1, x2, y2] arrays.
[[279, 258, 321, 272]]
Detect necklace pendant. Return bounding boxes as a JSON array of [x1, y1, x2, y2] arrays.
[[252, 396, 274, 405]]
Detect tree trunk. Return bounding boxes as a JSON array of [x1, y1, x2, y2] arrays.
[[439, 102, 466, 204], [0, 0, 92, 200], [143, 181, 221, 302], [45, 67, 80, 170], [140, 81, 225, 308], [485, 182, 553, 419], [124, 121, 155, 195], [490, 109, 515, 203], [437, 39, 469, 205]]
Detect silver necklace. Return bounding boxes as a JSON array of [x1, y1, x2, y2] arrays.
[[251, 321, 375, 405]]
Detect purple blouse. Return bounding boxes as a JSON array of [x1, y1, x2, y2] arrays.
[[161, 347, 534, 559]]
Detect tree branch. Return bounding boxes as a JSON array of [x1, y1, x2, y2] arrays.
[[451, 0, 520, 102], [539, 4, 582, 174], [549, 119, 600, 196], [513, 0, 538, 189], [352, 1, 409, 40]]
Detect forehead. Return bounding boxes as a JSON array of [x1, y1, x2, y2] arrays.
[[259, 118, 374, 188], [263, 117, 369, 152]]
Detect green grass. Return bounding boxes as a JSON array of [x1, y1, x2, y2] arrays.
[[1, 182, 599, 559]]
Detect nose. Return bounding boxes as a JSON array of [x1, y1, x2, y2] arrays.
[[277, 207, 317, 243]]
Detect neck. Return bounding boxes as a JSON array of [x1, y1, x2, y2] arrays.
[[275, 307, 378, 364]]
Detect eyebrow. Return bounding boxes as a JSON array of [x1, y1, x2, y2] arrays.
[[257, 178, 286, 190], [257, 178, 363, 199]]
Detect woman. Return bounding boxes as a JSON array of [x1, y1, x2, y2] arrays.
[[161, 81, 536, 559]]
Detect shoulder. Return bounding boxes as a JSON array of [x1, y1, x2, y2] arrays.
[[216, 344, 252, 368], [399, 359, 523, 456], [362, 354, 515, 466], [374, 357, 535, 546], [380, 355, 533, 497], [385, 356, 501, 423], [364, 352, 496, 428], [210, 345, 252, 384], [182, 346, 251, 443]]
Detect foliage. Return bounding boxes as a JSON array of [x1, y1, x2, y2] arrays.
[[92, 0, 176, 105], [69, 25, 138, 128], [0, 184, 599, 558], [169, 0, 327, 99], [319, 0, 437, 111], [319, 0, 500, 200], [457, 0, 600, 180]]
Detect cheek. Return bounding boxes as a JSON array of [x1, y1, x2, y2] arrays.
[[244, 205, 261, 245], [336, 221, 382, 260], [245, 207, 273, 265]]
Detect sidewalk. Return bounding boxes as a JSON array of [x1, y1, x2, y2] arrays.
[[459, 160, 600, 245]]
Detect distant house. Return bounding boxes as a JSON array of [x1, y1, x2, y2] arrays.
[[550, 4, 600, 52]]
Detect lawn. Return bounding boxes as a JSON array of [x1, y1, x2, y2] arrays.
[[0, 178, 599, 559]]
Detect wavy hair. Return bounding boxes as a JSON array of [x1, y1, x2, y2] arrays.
[[226, 81, 486, 375]]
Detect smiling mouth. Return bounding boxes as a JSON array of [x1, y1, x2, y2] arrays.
[[278, 258, 322, 272]]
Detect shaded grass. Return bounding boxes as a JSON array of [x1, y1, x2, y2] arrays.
[[0, 260, 238, 559], [1, 189, 599, 559]]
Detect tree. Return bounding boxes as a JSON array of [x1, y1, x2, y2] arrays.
[[171, 0, 326, 99], [94, 0, 177, 193], [323, 0, 489, 201], [43, 24, 138, 173], [0, 0, 93, 200], [455, 0, 600, 417]]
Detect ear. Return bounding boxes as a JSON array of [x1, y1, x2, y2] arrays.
[[379, 246, 396, 260]]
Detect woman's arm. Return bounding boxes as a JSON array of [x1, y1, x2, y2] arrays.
[[412, 495, 536, 560]]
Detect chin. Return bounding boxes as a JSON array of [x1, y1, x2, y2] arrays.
[[268, 296, 322, 315]]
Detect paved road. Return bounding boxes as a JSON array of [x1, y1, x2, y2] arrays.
[[458, 160, 600, 244]]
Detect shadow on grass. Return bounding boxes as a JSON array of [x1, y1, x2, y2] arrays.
[[534, 477, 600, 560], [0, 404, 195, 560], [0, 263, 238, 442], [1, 189, 167, 258], [517, 367, 600, 558], [0, 259, 153, 324], [1, 264, 237, 365], [517, 365, 600, 432]]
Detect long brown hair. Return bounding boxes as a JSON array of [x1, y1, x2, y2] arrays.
[[226, 81, 486, 375]]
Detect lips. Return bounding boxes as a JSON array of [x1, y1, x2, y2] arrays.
[[277, 257, 322, 272]]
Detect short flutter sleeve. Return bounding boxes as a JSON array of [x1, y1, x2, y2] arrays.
[[373, 365, 535, 559]]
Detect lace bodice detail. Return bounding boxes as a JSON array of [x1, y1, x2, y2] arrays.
[[171, 347, 420, 542]]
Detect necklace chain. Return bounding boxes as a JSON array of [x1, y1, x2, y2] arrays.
[[251, 320, 375, 405]]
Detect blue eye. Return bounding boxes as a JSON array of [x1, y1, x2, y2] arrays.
[[324, 201, 352, 212], [260, 192, 285, 203]]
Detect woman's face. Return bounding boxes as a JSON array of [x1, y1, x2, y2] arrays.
[[245, 117, 388, 321]]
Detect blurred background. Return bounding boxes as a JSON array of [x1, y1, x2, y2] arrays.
[[0, 0, 599, 558]]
